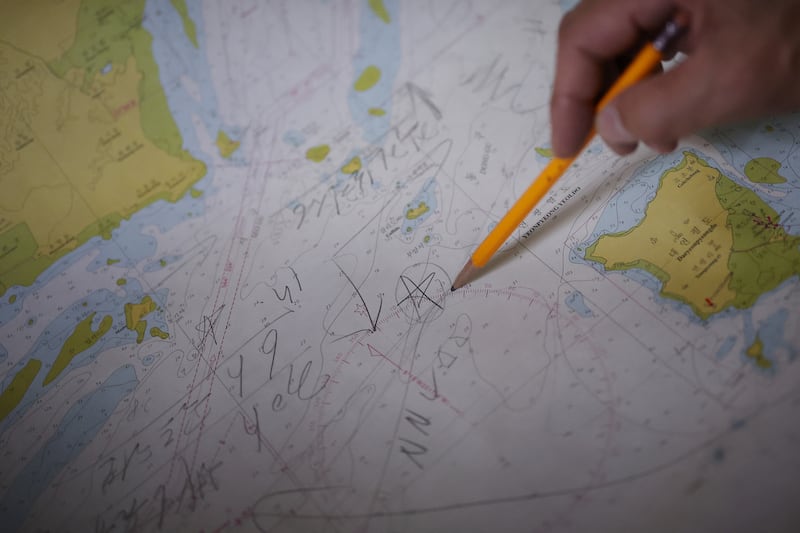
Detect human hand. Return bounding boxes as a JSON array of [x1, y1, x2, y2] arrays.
[[550, 0, 800, 157]]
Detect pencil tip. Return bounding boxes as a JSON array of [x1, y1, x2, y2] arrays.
[[450, 286, 455, 292], [451, 260, 480, 291]]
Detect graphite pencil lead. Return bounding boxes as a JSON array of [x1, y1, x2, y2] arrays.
[[451, 260, 479, 291]]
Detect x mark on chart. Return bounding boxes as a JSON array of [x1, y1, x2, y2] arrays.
[[397, 272, 443, 320]]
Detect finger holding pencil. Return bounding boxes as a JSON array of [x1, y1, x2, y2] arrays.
[[451, 14, 687, 292]]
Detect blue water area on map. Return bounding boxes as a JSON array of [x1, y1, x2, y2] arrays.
[[742, 306, 794, 366], [0, 239, 115, 326], [146, 0, 227, 170], [565, 291, 594, 318], [142, 254, 183, 272], [348, 0, 400, 143], [758, 308, 793, 360], [709, 119, 800, 186], [141, 352, 159, 366], [740, 310, 778, 374], [560, 0, 580, 12], [86, 198, 204, 273], [715, 336, 738, 358], [0, 279, 167, 435], [401, 177, 437, 239], [283, 129, 306, 147], [0, 364, 138, 532]]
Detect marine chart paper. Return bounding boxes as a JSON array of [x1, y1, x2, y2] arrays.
[[1, 1, 799, 531]]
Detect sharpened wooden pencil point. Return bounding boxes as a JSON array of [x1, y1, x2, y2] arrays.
[[451, 260, 479, 291]]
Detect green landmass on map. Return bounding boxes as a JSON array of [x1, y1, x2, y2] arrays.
[[150, 326, 169, 339], [354, 66, 381, 92], [0, 359, 42, 423], [0, 0, 206, 297], [170, 0, 199, 48], [125, 295, 157, 343], [43, 313, 113, 385], [585, 152, 800, 320], [216, 130, 240, 158], [341, 156, 362, 174], [744, 157, 787, 184], [306, 144, 330, 163], [368, 0, 391, 23]]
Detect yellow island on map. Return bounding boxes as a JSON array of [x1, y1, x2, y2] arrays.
[[744, 157, 787, 184], [216, 130, 240, 159], [125, 295, 158, 344], [341, 156, 362, 174], [406, 202, 430, 220], [746, 335, 772, 369], [0, 0, 206, 297], [585, 152, 800, 320]]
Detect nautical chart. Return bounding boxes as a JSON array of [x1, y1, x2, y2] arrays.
[[2, 0, 800, 531]]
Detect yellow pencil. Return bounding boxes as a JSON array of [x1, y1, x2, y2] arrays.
[[451, 17, 687, 291]]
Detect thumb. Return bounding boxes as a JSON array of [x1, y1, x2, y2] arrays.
[[596, 57, 720, 153]]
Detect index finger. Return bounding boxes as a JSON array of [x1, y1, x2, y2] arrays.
[[550, 0, 675, 157]]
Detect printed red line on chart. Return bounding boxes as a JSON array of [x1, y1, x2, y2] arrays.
[[367, 344, 463, 416]]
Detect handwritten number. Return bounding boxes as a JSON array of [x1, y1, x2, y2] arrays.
[[262, 329, 278, 380]]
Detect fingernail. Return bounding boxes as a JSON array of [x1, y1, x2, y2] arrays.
[[597, 105, 635, 146]]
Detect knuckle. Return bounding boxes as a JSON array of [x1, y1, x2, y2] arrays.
[[556, 10, 579, 44]]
